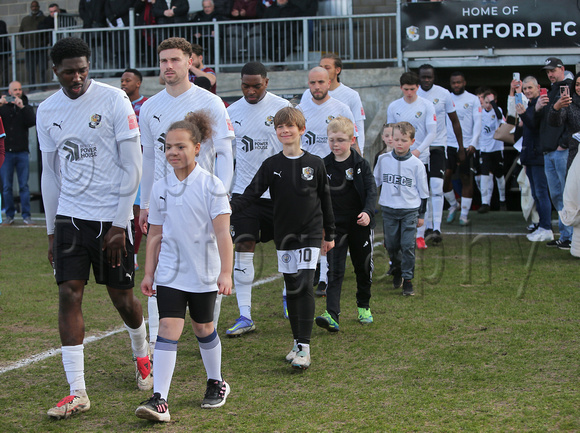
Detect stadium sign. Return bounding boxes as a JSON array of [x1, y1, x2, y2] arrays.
[[401, 0, 580, 51]]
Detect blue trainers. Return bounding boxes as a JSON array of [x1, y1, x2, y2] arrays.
[[315, 311, 339, 332], [446, 205, 459, 223], [282, 296, 288, 319], [226, 316, 255, 337]]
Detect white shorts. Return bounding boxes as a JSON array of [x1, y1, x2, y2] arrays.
[[277, 247, 320, 274]]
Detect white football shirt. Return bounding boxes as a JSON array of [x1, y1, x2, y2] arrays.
[[148, 165, 231, 293], [446, 91, 482, 150], [140, 84, 235, 206], [374, 152, 429, 209], [37, 80, 140, 221], [387, 96, 437, 164], [297, 96, 357, 158], [479, 107, 504, 153], [417, 84, 455, 148], [300, 83, 366, 154], [227, 92, 291, 197]]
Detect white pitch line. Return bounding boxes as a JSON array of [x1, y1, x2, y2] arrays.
[[0, 274, 286, 376]]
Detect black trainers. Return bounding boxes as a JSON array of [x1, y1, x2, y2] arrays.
[[478, 204, 490, 214], [546, 239, 559, 247], [135, 392, 170, 422], [315, 281, 327, 297], [393, 274, 403, 289], [557, 239, 571, 250], [201, 379, 230, 409], [429, 230, 442, 244], [527, 223, 539, 232], [402, 280, 414, 296], [424, 228, 433, 239]]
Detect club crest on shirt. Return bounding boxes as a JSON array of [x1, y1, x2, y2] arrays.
[[463, 103, 470, 109], [89, 114, 102, 129], [301, 167, 314, 181], [265, 115, 274, 127], [415, 111, 423, 119], [230, 225, 235, 237], [325, 115, 335, 124], [433, 98, 439, 105], [281, 253, 291, 263], [345, 167, 353, 181]]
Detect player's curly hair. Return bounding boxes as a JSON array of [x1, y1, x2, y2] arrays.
[[168, 112, 213, 148], [394, 121, 416, 140], [50, 37, 91, 66], [157, 37, 192, 56]]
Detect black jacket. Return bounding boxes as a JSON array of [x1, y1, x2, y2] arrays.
[[534, 78, 573, 153], [152, 0, 189, 24], [518, 96, 544, 166], [0, 94, 36, 153], [79, 0, 107, 28], [323, 150, 377, 229]]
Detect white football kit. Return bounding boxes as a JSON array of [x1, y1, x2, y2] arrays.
[[446, 91, 482, 150], [417, 84, 455, 148]]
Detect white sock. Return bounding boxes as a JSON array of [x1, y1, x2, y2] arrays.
[[417, 224, 426, 237], [444, 191, 458, 208], [153, 337, 178, 401], [134, 253, 138, 264], [125, 318, 148, 358], [148, 295, 159, 345], [62, 345, 86, 395], [430, 178, 444, 231], [461, 197, 473, 218], [213, 294, 222, 330], [425, 197, 433, 230], [198, 330, 222, 381], [282, 282, 287, 297], [496, 176, 506, 202], [234, 252, 255, 320], [480, 174, 492, 205], [475, 175, 482, 193], [319, 254, 328, 284]]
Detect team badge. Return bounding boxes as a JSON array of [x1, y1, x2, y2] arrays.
[[463, 103, 469, 109], [415, 111, 423, 118], [265, 115, 274, 126], [406, 26, 420, 42], [301, 167, 314, 181], [89, 114, 102, 129], [325, 115, 335, 124], [230, 225, 235, 237], [345, 167, 353, 181], [281, 253, 291, 264], [433, 98, 439, 104]]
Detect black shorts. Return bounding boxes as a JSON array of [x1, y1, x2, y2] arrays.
[[428, 146, 446, 179], [53, 215, 135, 289], [230, 194, 274, 244], [480, 150, 504, 177], [156, 286, 216, 323], [449, 148, 478, 177]]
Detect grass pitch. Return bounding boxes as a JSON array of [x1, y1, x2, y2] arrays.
[[0, 212, 578, 432]]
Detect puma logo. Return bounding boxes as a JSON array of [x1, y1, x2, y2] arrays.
[[274, 171, 282, 178], [153, 114, 162, 122], [52, 121, 63, 130]]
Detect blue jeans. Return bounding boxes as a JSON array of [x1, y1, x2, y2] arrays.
[[526, 165, 552, 231], [0, 151, 31, 220], [544, 149, 572, 241]]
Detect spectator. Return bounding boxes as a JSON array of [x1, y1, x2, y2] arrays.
[[153, 0, 189, 40], [19, 1, 46, 89], [105, 0, 133, 70], [214, 0, 234, 17], [191, 0, 227, 48], [0, 20, 10, 88], [38, 3, 75, 30], [231, 0, 258, 18], [0, 81, 36, 226], [517, 76, 554, 242], [0, 118, 4, 225], [79, 0, 106, 71], [188, 43, 217, 93], [534, 57, 573, 250], [549, 71, 580, 171], [560, 147, 580, 257], [134, 0, 157, 68]]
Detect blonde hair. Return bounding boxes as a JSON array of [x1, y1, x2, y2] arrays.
[[327, 116, 354, 139], [394, 121, 415, 140]]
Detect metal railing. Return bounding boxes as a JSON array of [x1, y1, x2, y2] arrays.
[[0, 12, 398, 91]]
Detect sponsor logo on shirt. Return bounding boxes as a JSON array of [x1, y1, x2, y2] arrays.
[[63, 140, 97, 162], [88, 113, 102, 129], [241, 135, 269, 152]]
